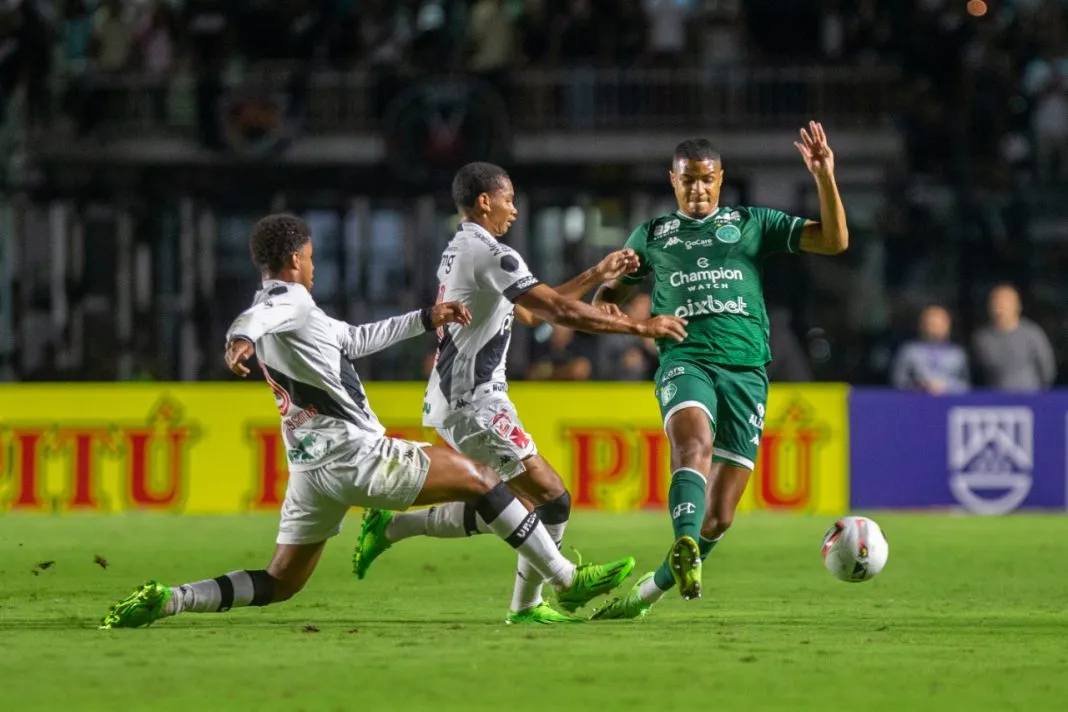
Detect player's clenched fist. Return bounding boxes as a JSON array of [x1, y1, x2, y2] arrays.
[[595, 248, 641, 282], [431, 301, 473, 328], [636, 315, 688, 342], [225, 338, 255, 377]]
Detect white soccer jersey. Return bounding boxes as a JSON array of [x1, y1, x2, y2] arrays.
[[227, 279, 433, 471], [423, 222, 541, 427]]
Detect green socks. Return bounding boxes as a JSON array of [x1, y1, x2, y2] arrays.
[[652, 468, 708, 590]]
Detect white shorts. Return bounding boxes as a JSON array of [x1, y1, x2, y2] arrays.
[[276, 437, 431, 545], [437, 396, 538, 481]]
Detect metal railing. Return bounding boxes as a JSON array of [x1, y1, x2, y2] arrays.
[[28, 64, 899, 142]]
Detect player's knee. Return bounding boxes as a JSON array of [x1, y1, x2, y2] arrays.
[[672, 437, 713, 471], [701, 514, 732, 540], [535, 489, 571, 524], [465, 461, 500, 499]]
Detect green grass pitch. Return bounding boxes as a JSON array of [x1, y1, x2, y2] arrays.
[[2, 511, 1067, 711]]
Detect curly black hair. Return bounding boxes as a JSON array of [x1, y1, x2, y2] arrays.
[[673, 138, 721, 164], [451, 162, 510, 211], [249, 214, 311, 274]]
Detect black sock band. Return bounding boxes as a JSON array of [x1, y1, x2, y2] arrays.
[[474, 481, 515, 525], [462, 503, 480, 536], [535, 491, 571, 525], [213, 574, 234, 612], [248, 569, 275, 607], [504, 510, 542, 549]]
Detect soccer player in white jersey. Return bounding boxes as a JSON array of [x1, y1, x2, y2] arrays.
[[99, 214, 640, 629], [353, 163, 689, 623]]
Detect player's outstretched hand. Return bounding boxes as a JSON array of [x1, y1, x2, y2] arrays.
[[431, 301, 473, 328], [595, 248, 641, 282], [225, 338, 255, 377], [637, 315, 688, 342], [794, 120, 835, 179], [597, 302, 626, 318]]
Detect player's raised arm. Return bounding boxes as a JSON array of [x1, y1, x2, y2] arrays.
[[516, 283, 687, 341], [516, 248, 641, 326], [336, 303, 472, 360], [794, 121, 849, 255]]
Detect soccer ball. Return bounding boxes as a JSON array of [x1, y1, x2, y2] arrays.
[[820, 516, 889, 582]]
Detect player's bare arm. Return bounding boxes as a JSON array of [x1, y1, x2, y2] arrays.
[[516, 283, 687, 341], [591, 278, 636, 316], [794, 121, 849, 255], [516, 249, 641, 326]]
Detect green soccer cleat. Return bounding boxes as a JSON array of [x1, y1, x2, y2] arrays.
[[99, 581, 172, 629], [669, 535, 702, 601], [353, 509, 393, 579], [506, 601, 585, 625], [556, 554, 636, 613], [589, 572, 656, 620]]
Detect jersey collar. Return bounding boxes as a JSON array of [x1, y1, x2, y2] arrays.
[[460, 221, 497, 242], [675, 206, 725, 224]]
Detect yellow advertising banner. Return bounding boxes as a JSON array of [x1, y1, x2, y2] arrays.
[[0, 383, 848, 514]]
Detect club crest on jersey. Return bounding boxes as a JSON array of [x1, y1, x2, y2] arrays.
[[652, 218, 681, 240], [715, 225, 742, 244]]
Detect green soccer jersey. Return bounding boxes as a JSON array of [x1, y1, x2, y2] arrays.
[[621, 206, 807, 367]]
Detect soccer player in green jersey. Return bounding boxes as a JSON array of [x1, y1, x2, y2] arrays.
[[589, 122, 848, 619]]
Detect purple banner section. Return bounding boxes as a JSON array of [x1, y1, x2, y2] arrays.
[[850, 390, 1068, 513]]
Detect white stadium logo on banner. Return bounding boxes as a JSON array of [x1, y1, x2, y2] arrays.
[[947, 407, 1034, 515]]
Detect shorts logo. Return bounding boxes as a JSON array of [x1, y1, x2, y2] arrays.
[[716, 225, 741, 244], [660, 382, 678, 405], [662, 366, 685, 381], [492, 410, 531, 449], [748, 403, 765, 430], [672, 502, 696, 518]]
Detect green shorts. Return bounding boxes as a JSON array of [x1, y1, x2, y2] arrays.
[[654, 359, 769, 470]]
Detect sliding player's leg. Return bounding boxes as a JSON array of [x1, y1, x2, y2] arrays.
[[356, 401, 579, 622], [99, 465, 349, 629], [366, 442, 633, 613]]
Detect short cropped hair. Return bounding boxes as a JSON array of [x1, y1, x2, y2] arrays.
[[249, 214, 311, 274], [451, 162, 509, 211], [673, 138, 721, 164]]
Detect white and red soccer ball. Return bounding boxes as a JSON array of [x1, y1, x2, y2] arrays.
[[821, 516, 890, 582]]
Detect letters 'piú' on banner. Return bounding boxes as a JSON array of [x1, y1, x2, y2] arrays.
[[0, 383, 848, 514]]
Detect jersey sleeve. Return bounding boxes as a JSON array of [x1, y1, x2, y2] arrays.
[[475, 244, 542, 303], [619, 223, 651, 285], [751, 207, 807, 256], [334, 310, 430, 360], [226, 285, 313, 344]]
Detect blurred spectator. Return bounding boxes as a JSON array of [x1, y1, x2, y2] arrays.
[[357, 0, 411, 70], [1022, 42, 1068, 183], [601, 293, 658, 381], [607, 0, 648, 67], [91, 0, 133, 72], [467, 0, 512, 74], [135, 0, 179, 121], [890, 305, 969, 394], [767, 307, 814, 383], [972, 284, 1056, 391], [527, 324, 592, 381], [642, 0, 687, 68], [516, 0, 552, 66], [550, 0, 600, 128]]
